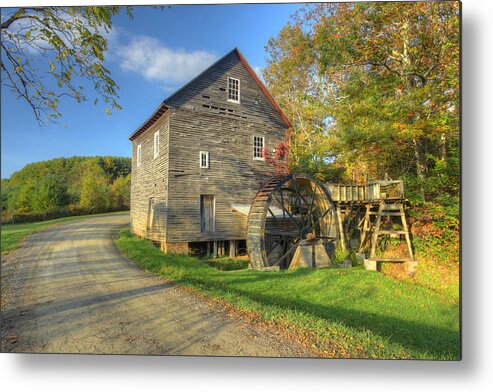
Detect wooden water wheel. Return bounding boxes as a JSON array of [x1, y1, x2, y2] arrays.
[[246, 174, 338, 269]]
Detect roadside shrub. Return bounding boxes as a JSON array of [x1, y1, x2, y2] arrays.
[[1, 205, 129, 224]]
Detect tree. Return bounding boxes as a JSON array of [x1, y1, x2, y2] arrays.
[[263, 23, 335, 177], [79, 161, 111, 211], [31, 173, 69, 212], [264, 2, 459, 201], [1, 6, 131, 124], [1, 178, 12, 211], [110, 175, 130, 209]]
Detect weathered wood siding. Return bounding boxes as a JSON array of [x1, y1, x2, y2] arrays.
[[131, 49, 288, 244], [166, 107, 285, 243], [130, 111, 170, 241], [165, 50, 286, 130]]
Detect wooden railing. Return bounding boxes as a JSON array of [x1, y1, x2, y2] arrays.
[[326, 180, 405, 202]]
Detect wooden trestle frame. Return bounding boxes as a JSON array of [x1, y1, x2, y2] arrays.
[[336, 200, 414, 263], [330, 180, 415, 267]]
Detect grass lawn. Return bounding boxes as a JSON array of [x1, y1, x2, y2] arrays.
[[1, 211, 128, 254], [115, 228, 460, 360]]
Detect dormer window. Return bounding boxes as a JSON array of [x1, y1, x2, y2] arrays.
[[228, 77, 240, 103]]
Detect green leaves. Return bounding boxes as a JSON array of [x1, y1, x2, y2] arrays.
[[264, 2, 459, 202], [3, 156, 132, 215], [1, 6, 134, 125]]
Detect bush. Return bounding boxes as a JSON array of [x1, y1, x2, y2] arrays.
[[1, 205, 129, 224], [408, 202, 459, 264]]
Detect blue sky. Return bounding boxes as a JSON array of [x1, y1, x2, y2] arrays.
[[1, 3, 304, 178]]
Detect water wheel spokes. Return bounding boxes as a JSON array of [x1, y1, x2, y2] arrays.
[[247, 174, 338, 269]]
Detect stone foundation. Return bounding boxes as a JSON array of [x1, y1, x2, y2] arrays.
[[161, 242, 190, 254], [289, 239, 332, 269], [363, 259, 378, 271]]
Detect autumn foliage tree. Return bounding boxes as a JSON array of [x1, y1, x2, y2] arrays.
[[262, 140, 291, 176], [2, 156, 131, 222], [263, 2, 459, 203]]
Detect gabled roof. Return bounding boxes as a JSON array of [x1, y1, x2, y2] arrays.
[[128, 103, 169, 141], [128, 48, 291, 141]]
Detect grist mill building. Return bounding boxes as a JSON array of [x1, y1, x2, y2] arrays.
[[128, 48, 291, 257]]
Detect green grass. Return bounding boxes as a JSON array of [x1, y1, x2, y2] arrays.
[[115, 228, 460, 360], [203, 256, 250, 271], [1, 211, 127, 254]]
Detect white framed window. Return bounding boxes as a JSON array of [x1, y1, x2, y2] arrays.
[[227, 77, 240, 103], [153, 130, 160, 159], [136, 144, 142, 167], [200, 151, 209, 168], [253, 136, 265, 160]]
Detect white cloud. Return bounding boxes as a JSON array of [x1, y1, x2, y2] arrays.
[[115, 35, 218, 84]]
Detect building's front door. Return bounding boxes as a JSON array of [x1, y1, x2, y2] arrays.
[[200, 195, 215, 232]]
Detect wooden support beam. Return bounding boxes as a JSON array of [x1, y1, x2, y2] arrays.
[[358, 203, 371, 253], [336, 204, 347, 251], [370, 202, 384, 259], [400, 204, 415, 261], [213, 241, 218, 259], [229, 240, 237, 258]]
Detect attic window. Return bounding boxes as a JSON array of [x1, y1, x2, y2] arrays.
[[228, 77, 240, 103], [200, 151, 209, 168]]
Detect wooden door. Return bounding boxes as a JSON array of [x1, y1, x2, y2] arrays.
[[200, 195, 215, 232]]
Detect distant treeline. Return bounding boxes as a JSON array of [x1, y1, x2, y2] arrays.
[[1, 156, 131, 223]]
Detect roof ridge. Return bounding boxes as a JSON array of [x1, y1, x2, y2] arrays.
[[163, 47, 238, 105], [129, 47, 291, 141]]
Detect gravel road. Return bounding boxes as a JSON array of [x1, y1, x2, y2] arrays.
[[1, 213, 314, 357]]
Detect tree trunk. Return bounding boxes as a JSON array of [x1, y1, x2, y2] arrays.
[[413, 137, 427, 202], [439, 132, 447, 161]]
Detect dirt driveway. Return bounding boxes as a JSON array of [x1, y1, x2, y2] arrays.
[[1, 213, 314, 357]]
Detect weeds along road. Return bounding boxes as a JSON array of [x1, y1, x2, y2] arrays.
[[1, 212, 312, 356]]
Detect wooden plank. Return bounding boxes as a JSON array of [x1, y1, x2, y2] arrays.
[[400, 204, 415, 261], [376, 230, 408, 235], [336, 204, 347, 251], [370, 202, 384, 258], [367, 258, 411, 263]]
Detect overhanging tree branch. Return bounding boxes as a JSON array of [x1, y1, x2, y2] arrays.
[[1, 6, 131, 126]]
